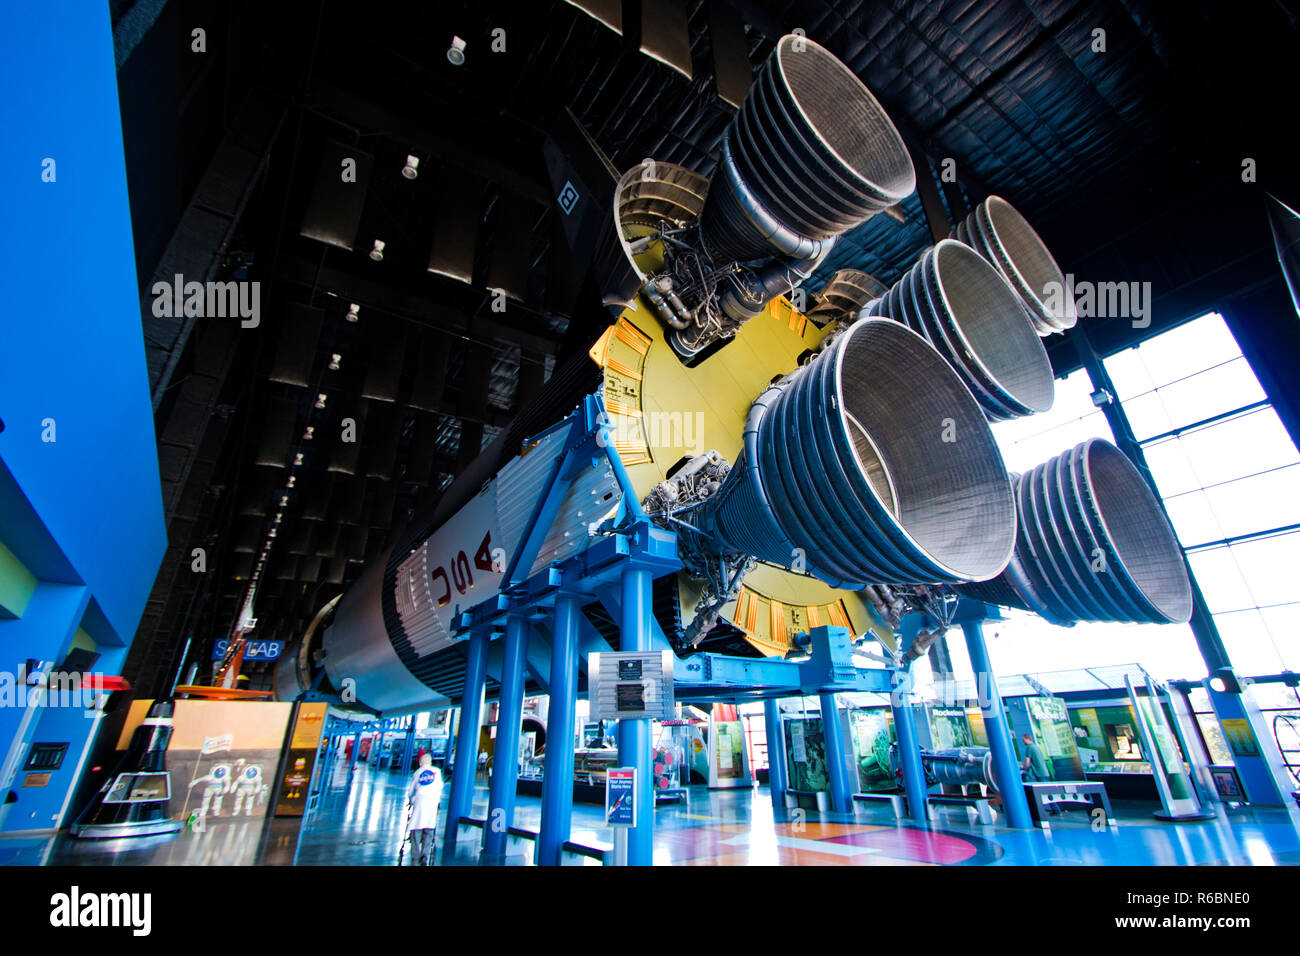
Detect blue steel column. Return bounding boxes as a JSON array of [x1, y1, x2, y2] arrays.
[[482, 615, 529, 861], [537, 594, 580, 865], [891, 675, 929, 825], [347, 731, 361, 778], [618, 565, 655, 865], [961, 618, 1033, 828], [763, 698, 788, 814], [443, 629, 489, 854], [819, 692, 852, 813], [399, 725, 415, 774]]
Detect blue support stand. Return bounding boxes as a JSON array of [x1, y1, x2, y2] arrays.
[[400, 726, 415, 774], [763, 698, 788, 815], [891, 681, 930, 826], [347, 731, 361, 778], [443, 629, 489, 856], [890, 615, 930, 825], [959, 607, 1033, 829], [819, 691, 852, 813], [617, 565, 655, 866], [537, 594, 580, 865], [482, 615, 529, 861]]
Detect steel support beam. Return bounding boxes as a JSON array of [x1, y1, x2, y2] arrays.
[[890, 679, 929, 825], [537, 593, 581, 865], [959, 610, 1033, 828], [482, 615, 529, 861], [819, 691, 852, 813], [763, 697, 788, 814], [617, 565, 655, 866], [443, 629, 488, 856]]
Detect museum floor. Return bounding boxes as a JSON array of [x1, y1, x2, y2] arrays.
[[4, 761, 1299, 866]]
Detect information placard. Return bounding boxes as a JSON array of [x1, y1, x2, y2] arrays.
[[589, 651, 675, 721], [606, 767, 637, 827]]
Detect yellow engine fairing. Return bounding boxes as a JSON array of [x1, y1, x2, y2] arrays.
[[588, 291, 895, 657]]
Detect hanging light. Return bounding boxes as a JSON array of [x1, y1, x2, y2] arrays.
[[401, 155, 420, 180], [314, 393, 327, 410], [346, 303, 360, 322], [329, 353, 342, 370], [370, 239, 385, 262], [447, 36, 466, 66]]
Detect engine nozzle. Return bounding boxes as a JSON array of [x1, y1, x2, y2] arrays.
[[696, 318, 1016, 587], [959, 439, 1193, 624], [863, 239, 1055, 421], [699, 34, 915, 265]]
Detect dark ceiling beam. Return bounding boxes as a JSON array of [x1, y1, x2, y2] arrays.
[[303, 85, 553, 206], [915, 0, 1093, 143], [272, 256, 560, 356]]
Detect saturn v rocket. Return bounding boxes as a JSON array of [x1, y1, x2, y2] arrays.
[[276, 36, 1192, 715]]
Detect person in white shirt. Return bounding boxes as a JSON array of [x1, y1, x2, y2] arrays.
[[405, 752, 443, 865]]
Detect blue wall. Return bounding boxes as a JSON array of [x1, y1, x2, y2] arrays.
[[0, 3, 168, 645]]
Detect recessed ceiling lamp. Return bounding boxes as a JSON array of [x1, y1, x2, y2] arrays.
[[370, 239, 385, 262], [402, 155, 420, 180], [447, 36, 466, 66], [346, 303, 360, 322]]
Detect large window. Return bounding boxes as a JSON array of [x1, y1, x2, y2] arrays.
[[989, 367, 1114, 474], [1104, 313, 1300, 676]]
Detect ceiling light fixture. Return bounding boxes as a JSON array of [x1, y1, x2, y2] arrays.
[[329, 353, 342, 370], [287, 475, 296, 488], [294, 452, 305, 465], [402, 155, 420, 180], [304, 426, 315, 440], [370, 239, 385, 262], [315, 393, 327, 409], [447, 36, 466, 66], [346, 303, 360, 322]]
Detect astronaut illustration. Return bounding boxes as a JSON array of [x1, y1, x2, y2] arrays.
[[231, 763, 267, 816], [189, 761, 235, 821]]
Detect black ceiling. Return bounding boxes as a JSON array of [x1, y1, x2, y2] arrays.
[[113, 0, 1300, 696]]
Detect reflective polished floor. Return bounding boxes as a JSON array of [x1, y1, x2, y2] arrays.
[[4, 759, 1298, 866]]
